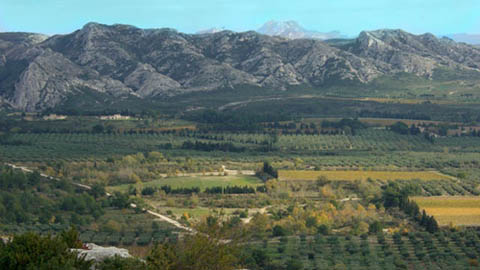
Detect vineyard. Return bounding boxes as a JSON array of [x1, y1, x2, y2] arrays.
[[278, 170, 452, 181], [189, 129, 438, 151], [412, 196, 480, 226], [254, 232, 480, 269], [2, 129, 480, 162]]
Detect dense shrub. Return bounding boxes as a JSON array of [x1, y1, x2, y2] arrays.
[[0, 229, 91, 270]]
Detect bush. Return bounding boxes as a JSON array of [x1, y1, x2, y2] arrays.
[[317, 224, 330, 235], [369, 221, 383, 234], [97, 256, 146, 270], [137, 233, 152, 246], [272, 225, 286, 237], [141, 187, 156, 196], [286, 258, 303, 270], [0, 231, 92, 269]]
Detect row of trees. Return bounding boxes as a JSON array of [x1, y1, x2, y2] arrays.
[[181, 140, 246, 152], [204, 186, 256, 194], [143, 185, 262, 195], [186, 109, 292, 132], [378, 182, 439, 233], [256, 161, 278, 182], [159, 185, 201, 195], [389, 122, 421, 135]]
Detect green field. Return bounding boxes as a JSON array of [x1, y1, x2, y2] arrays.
[[108, 175, 263, 192]]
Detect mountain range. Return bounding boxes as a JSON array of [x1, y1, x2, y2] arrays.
[[198, 20, 480, 45], [445, 33, 480, 45], [0, 22, 479, 112]]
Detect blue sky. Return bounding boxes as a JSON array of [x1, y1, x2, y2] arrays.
[[1, 0, 479, 36]]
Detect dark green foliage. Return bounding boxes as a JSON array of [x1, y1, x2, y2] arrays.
[[110, 192, 130, 209], [141, 187, 156, 196], [0, 167, 105, 226], [90, 183, 106, 199], [181, 140, 246, 152], [321, 118, 367, 134], [0, 231, 92, 270], [250, 248, 270, 268], [272, 225, 287, 237], [59, 227, 83, 248], [97, 256, 146, 270], [185, 109, 290, 132], [377, 182, 438, 233], [92, 124, 105, 134], [205, 185, 256, 194], [286, 257, 303, 270], [0, 131, 31, 146], [160, 185, 200, 195], [145, 233, 240, 270], [389, 122, 409, 135], [256, 161, 278, 181], [368, 221, 383, 234], [317, 224, 330, 235], [389, 122, 421, 135]]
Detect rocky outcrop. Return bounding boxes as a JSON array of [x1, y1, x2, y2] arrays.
[[0, 23, 479, 111], [71, 243, 132, 262], [124, 63, 182, 96], [345, 29, 480, 77]]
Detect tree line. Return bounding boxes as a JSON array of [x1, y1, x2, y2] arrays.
[[377, 182, 439, 233], [181, 140, 246, 153], [142, 185, 263, 195], [204, 185, 256, 194]]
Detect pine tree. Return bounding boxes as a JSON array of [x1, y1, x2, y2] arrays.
[[420, 210, 428, 226]]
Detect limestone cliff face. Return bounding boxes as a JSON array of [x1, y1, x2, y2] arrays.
[[347, 30, 480, 77], [0, 23, 479, 111]]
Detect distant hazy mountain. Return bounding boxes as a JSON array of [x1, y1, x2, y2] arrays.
[[446, 33, 480, 45], [257, 20, 347, 40], [196, 27, 226, 34], [0, 23, 479, 111]]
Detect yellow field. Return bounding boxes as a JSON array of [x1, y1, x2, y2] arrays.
[[278, 170, 452, 181], [411, 196, 480, 226]]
